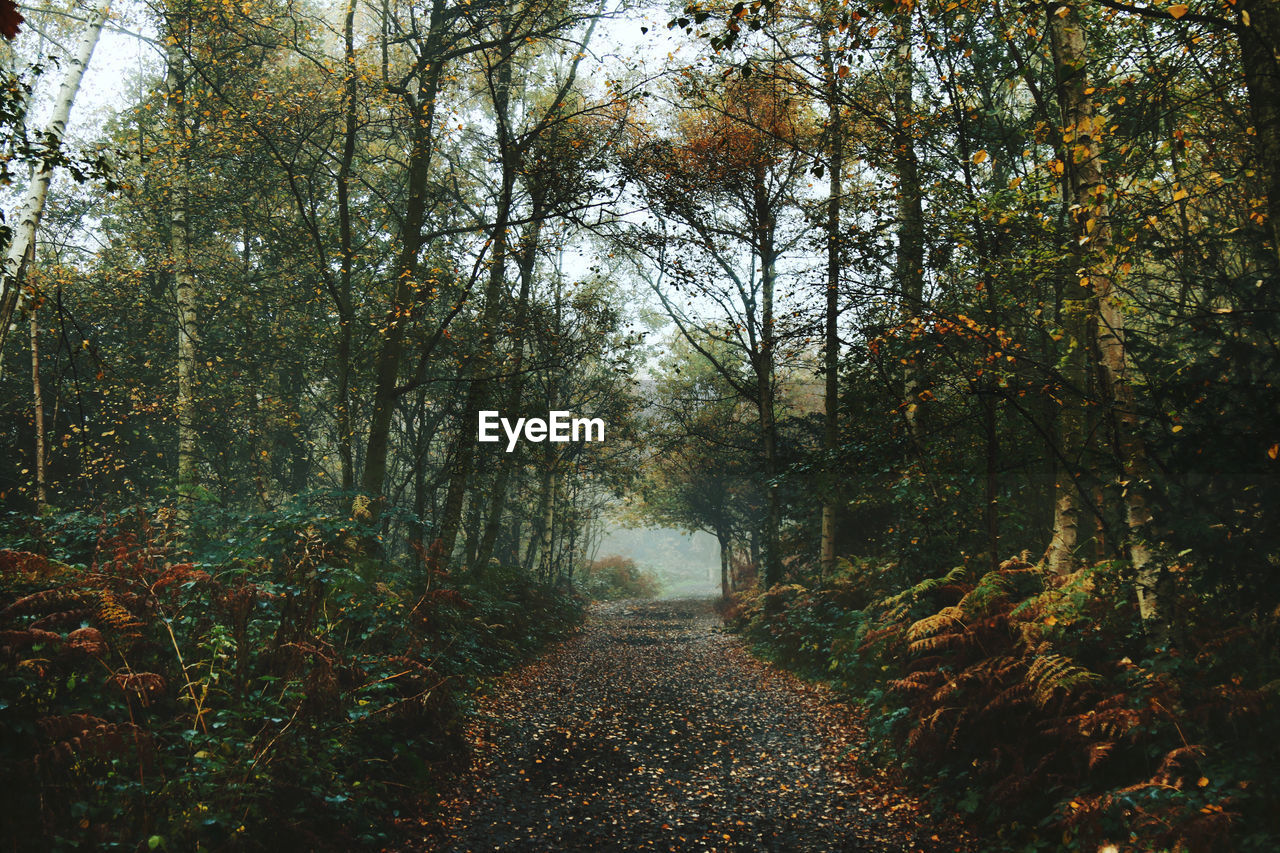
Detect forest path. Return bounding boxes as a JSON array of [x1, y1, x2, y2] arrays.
[[417, 598, 964, 852]]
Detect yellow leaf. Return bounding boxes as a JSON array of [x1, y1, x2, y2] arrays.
[[1268, 443, 1279, 460], [1173, 187, 1189, 202], [1169, 4, 1189, 18], [1172, 424, 1183, 433], [1198, 776, 1210, 787], [973, 149, 988, 164]]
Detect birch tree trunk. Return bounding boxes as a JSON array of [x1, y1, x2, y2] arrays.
[[893, 12, 926, 440], [1048, 1, 1161, 630], [0, 3, 108, 378], [166, 9, 200, 531], [31, 290, 47, 508]]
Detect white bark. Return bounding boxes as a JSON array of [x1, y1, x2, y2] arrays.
[[0, 3, 110, 378]]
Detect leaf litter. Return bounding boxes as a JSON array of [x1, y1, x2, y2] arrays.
[[402, 598, 973, 851]]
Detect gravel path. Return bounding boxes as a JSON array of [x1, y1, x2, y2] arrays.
[[417, 598, 966, 852]]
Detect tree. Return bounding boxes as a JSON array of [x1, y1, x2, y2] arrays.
[[0, 2, 108, 378], [625, 70, 813, 587]]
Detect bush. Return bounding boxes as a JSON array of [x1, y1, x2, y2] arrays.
[[0, 503, 583, 851], [578, 555, 661, 600], [727, 557, 1280, 852]]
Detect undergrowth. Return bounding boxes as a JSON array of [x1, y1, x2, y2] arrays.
[[578, 555, 661, 601], [725, 556, 1280, 852], [0, 502, 583, 851]]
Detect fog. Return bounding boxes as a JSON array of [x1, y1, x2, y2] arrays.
[[591, 524, 720, 598]]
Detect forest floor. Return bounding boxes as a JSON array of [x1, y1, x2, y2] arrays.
[[403, 598, 972, 852]]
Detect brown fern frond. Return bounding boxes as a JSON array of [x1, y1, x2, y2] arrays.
[[29, 608, 96, 632], [933, 674, 966, 703], [1027, 653, 1101, 708], [1152, 744, 1204, 788], [1208, 684, 1266, 720], [944, 706, 974, 750], [1068, 701, 1147, 740], [0, 628, 62, 652], [889, 671, 942, 693], [97, 591, 144, 635], [0, 550, 69, 580], [987, 680, 1032, 713], [1, 587, 91, 620], [150, 562, 211, 594], [65, 626, 107, 657], [856, 623, 906, 653], [907, 630, 977, 656], [920, 705, 954, 733], [35, 717, 146, 770], [1087, 740, 1114, 769], [37, 713, 108, 740], [112, 670, 167, 703], [907, 605, 965, 642]]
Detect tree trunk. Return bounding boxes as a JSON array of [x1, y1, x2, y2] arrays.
[[166, 14, 200, 532], [1048, 1, 1160, 631], [435, 38, 517, 565], [819, 17, 844, 576], [893, 12, 927, 439], [473, 210, 544, 572], [30, 287, 47, 509], [717, 530, 731, 599], [360, 0, 447, 515], [1238, 0, 1280, 268], [537, 451, 557, 581], [335, 0, 359, 493], [0, 3, 108, 376], [756, 191, 783, 588]]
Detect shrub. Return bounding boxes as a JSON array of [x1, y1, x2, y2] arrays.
[[0, 504, 583, 851], [578, 555, 661, 600], [728, 557, 1280, 852]]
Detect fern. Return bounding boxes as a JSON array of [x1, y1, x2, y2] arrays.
[[1026, 653, 1101, 708], [907, 605, 965, 642], [0, 587, 91, 620], [97, 590, 143, 635], [34, 715, 146, 771], [882, 565, 966, 610]]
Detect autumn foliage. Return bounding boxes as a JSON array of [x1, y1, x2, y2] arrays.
[[728, 557, 1280, 850], [579, 555, 661, 601], [0, 508, 582, 850]]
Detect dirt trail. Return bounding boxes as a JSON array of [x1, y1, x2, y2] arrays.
[[420, 598, 963, 852]]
